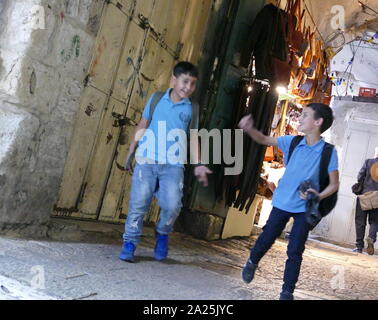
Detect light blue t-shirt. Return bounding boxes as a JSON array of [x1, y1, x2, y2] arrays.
[[272, 136, 339, 213], [135, 89, 192, 167]]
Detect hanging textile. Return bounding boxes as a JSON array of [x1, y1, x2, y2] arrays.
[[224, 79, 279, 212]]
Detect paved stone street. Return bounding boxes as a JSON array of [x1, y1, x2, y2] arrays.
[[0, 218, 377, 300]]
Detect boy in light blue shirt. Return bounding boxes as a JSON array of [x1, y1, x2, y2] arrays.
[[119, 62, 212, 263], [238, 103, 339, 300]]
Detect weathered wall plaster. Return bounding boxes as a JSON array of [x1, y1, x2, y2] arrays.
[[0, 0, 103, 235]]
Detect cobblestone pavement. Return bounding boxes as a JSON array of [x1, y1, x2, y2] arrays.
[[0, 219, 377, 300], [169, 233, 378, 300]]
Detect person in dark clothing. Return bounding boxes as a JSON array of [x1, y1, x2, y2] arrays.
[[353, 147, 378, 255]]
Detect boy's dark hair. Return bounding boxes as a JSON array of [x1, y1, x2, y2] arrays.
[[307, 103, 334, 133], [173, 61, 199, 78]]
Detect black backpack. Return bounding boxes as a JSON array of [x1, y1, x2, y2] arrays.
[[287, 136, 338, 217]]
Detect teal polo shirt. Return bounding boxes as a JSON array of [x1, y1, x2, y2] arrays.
[[135, 89, 192, 167], [272, 135, 339, 213]]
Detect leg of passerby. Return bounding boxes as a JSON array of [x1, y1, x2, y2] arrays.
[[120, 164, 157, 262], [366, 210, 378, 255], [354, 199, 367, 253], [154, 165, 184, 261], [281, 212, 310, 300], [242, 207, 291, 284]]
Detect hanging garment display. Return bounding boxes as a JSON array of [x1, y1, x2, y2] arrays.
[[224, 79, 279, 212], [240, 4, 289, 82]]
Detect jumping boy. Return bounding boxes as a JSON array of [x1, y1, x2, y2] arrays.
[[119, 61, 212, 262], [238, 103, 339, 300]]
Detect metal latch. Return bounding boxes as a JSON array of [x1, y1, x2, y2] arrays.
[[112, 112, 137, 127]]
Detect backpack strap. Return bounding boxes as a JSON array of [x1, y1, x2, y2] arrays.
[[287, 135, 304, 164], [147, 91, 165, 126], [319, 142, 334, 191], [318, 142, 338, 217]]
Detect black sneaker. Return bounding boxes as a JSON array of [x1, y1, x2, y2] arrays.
[[352, 247, 363, 253], [242, 259, 257, 284], [279, 291, 294, 300]]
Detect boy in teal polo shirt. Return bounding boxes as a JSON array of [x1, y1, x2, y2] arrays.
[[238, 103, 339, 300], [119, 62, 212, 262]]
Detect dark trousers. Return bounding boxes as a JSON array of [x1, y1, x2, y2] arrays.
[[355, 199, 378, 247], [250, 207, 310, 294]]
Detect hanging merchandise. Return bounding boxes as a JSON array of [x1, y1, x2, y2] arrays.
[[224, 79, 279, 212], [240, 3, 289, 85], [287, 0, 308, 57]]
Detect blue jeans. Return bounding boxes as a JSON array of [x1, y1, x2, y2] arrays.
[[250, 207, 310, 294], [369, 223, 378, 243], [123, 163, 184, 245]]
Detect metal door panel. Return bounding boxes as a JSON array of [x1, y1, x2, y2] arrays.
[[55, 0, 213, 223], [77, 98, 126, 216], [98, 39, 170, 223], [112, 21, 146, 103], [149, 0, 171, 36], [107, 38, 168, 224], [153, 48, 175, 91], [125, 35, 162, 122], [164, 0, 190, 50], [54, 87, 107, 212], [180, 0, 213, 62], [87, 4, 129, 94], [109, 0, 135, 17], [98, 124, 134, 221], [133, 0, 154, 20]]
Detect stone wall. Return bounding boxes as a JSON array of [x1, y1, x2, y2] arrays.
[[0, 0, 103, 235]]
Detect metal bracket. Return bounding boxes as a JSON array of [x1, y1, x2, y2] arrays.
[[112, 112, 137, 127]]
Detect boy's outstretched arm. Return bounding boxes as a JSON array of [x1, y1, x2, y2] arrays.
[[238, 114, 278, 146]]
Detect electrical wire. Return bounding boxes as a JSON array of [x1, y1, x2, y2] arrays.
[[343, 37, 364, 96], [358, 1, 378, 16], [303, 0, 326, 45]]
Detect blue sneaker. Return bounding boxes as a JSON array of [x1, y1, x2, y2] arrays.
[[154, 233, 168, 261], [242, 259, 257, 284], [119, 241, 136, 262]]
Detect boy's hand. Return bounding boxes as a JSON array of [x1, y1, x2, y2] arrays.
[[194, 165, 213, 187], [299, 188, 320, 200], [238, 114, 254, 133], [124, 152, 135, 174]]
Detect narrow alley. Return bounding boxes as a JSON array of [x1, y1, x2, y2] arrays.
[[0, 219, 377, 301]]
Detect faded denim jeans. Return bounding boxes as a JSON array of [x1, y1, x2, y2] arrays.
[[123, 163, 184, 245]]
